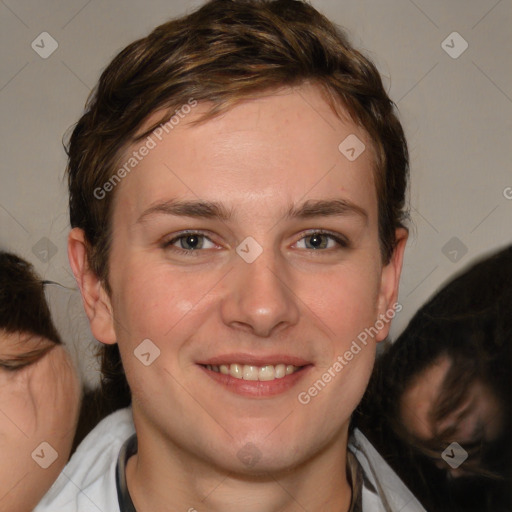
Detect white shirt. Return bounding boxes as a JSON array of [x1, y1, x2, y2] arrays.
[[34, 407, 135, 512], [35, 407, 425, 512], [349, 429, 426, 512]]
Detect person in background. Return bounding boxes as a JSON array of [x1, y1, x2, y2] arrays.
[[357, 244, 512, 511], [0, 251, 81, 512]]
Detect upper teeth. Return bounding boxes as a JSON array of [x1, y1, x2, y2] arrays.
[[205, 363, 300, 381]]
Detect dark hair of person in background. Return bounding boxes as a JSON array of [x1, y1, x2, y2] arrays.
[[0, 251, 107, 453], [0, 251, 82, 511], [355, 244, 512, 512], [0, 252, 62, 347]]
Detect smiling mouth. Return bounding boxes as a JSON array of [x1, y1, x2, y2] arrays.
[[201, 363, 303, 381]]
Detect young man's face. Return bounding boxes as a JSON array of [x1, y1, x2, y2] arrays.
[[76, 84, 405, 473]]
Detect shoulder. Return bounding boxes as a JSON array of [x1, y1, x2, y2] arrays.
[[34, 407, 135, 512], [348, 428, 426, 512]]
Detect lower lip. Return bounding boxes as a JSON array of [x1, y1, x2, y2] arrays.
[[199, 365, 312, 398]]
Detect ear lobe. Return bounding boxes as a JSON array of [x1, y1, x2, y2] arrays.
[[68, 228, 117, 345], [375, 228, 408, 342]]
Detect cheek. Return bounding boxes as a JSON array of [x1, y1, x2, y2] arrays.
[[30, 348, 81, 441], [112, 260, 217, 342], [0, 349, 80, 509], [288, 266, 380, 403], [110, 262, 212, 397], [300, 264, 381, 335], [0, 372, 40, 439]]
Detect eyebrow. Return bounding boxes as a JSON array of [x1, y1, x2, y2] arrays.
[[286, 199, 368, 222], [136, 198, 368, 224], [137, 200, 233, 223]]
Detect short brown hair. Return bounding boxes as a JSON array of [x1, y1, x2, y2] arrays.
[[67, 0, 409, 406]]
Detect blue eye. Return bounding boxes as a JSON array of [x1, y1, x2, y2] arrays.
[[176, 234, 203, 250], [295, 231, 348, 250], [164, 232, 217, 253]]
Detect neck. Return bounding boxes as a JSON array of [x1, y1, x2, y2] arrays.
[[125, 425, 353, 512]]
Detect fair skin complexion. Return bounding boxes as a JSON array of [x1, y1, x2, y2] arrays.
[[70, 84, 407, 512], [0, 331, 80, 512]]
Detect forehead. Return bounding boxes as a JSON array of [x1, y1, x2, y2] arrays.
[[0, 330, 53, 351], [113, 84, 377, 222], [400, 356, 451, 439]]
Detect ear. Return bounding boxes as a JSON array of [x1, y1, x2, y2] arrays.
[[375, 228, 408, 342], [68, 228, 117, 345]]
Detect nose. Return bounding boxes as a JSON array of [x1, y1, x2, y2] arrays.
[[220, 247, 300, 338]]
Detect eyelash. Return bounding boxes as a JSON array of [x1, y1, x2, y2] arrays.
[[297, 230, 349, 251], [161, 229, 349, 256], [161, 230, 217, 257], [0, 347, 53, 372], [0, 360, 31, 371]]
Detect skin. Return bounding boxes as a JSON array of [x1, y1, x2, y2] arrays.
[[70, 83, 407, 512], [400, 354, 504, 476], [0, 331, 80, 512]]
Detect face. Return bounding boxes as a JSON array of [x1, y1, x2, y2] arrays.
[[0, 331, 80, 511], [400, 354, 504, 476], [77, 84, 405, 474]]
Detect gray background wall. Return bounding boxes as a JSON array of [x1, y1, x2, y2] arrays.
[[1, 0, 511, 387]]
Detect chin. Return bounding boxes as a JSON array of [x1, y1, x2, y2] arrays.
[[199, 434, 305, 476], [231, 450, 304, 477]]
